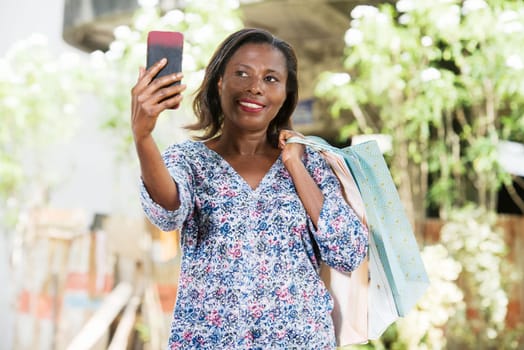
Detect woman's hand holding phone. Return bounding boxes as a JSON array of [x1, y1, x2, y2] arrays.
[[130, 31, 186, 143], [131, 58, 186, 143]]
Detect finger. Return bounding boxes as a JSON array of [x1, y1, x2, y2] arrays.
[[138, 73, 183, 106], [141, 83, 186, 117], [160, 93, 185, 110], [146, 58, 167, 76], [278, 129, 299, 146], [147, 82, 186, 107], [139, 58, 168, 88], [278, 130, 289, 148], [148, 72, 184, 91], [132, 60, 167, 100], [279, 132, 290, 149]]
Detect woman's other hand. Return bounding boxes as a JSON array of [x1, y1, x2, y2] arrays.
[[278, 129, 305, 165], [131, 58, 186, 143]]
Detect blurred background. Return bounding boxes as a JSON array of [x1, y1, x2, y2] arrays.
[[0, 0, 523, 349]]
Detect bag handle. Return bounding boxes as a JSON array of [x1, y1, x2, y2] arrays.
[[287, 136, 366, 176], [286, 136, 336, 152]]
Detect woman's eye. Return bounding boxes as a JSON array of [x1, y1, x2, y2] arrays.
[[236, 71, 248, 77], [265, 75, 278, 83]]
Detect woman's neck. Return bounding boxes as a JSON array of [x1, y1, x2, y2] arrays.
[[208, 130, 275, 156]]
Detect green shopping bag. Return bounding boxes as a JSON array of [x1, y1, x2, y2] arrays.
[[343, 140, 429, 316], [288, 136, 429, 317]]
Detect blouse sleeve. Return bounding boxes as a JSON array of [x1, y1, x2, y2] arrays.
[[139, 144, 194, 232], [303, 147, 368, 273]]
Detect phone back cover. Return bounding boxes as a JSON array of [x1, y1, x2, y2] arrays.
[[146, 31, 184, 81]]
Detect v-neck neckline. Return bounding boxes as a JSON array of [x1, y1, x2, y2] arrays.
[[196, 141, 282, 192]]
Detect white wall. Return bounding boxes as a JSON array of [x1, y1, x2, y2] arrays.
[[0, 0, 71, 55]]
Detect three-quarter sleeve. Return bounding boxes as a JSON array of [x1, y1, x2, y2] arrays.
[[303, 148, 368, 273], [139, 144, 194, 232]]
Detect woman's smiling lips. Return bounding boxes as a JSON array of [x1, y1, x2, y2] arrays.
[[238, 98, 265, 113]]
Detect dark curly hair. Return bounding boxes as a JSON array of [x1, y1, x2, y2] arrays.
[[188, 28, 299, 146]]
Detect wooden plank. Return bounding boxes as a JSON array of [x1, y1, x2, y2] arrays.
[[107, 295, 141, 350], [66, 282, 133, 350], [143, 285, 167, 350]]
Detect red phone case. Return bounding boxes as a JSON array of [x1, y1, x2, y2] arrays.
[[146, 31, 184, 84]]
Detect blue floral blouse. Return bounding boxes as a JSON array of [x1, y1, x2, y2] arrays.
[[140, 140, 368, 350]]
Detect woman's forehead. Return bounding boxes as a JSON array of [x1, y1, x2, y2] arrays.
[[226, 43, 287, 70]]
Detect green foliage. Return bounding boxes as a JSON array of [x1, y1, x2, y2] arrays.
[[318, 1, 524, 348], [315, 0, 524, 216], [89, 0, 243, 154], [0, 34, 88, 226]]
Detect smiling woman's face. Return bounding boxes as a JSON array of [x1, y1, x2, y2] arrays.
[[217, 43, 288, 134]]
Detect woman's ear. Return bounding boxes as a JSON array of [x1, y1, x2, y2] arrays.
[[217, 76, 223, 96]]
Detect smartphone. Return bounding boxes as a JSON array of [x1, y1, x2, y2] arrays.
[[146, 31, 184, 86]]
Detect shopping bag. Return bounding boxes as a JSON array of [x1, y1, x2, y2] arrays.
[[343, 140, 429, 316], [287, 136, 429, 338], [319, 151, 369, 346], [366, 232, 399, 339]]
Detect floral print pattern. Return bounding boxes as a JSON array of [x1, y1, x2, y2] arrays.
[[140, 140, 368, 349]]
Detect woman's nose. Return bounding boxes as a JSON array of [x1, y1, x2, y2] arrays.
[[246, 77, 263, 95]]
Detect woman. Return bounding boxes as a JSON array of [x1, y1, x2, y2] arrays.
[[131, 28, 368, 349]]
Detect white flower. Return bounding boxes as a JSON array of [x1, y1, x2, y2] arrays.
[[138, 0, 158, 8], [496, 10, 524, 33], [499, 10, 518, 23], [134, 12, 155, 31], [3, 95, 20, 108], [421, 67, 441, 82], [329, 73, 351, 86], [376, 13, 389, 25], [89, 50, 107, 70], [437, 5, 461, 29], [185, 13, 201, 24], [222, 18, 241, 31], [63, 103, 75, 115], [396, 0, 415, 13], [399, 14, 411, 25], [344, 28, 363, 46], [390, 36, 401, 52], [503, 22, 524, 33], [486, 328, 498, 339], [350, 5, 378, 19], [161, 9, 185, 26], [108, 41, 126, 60], [193, 25, 215, 44], [225, 0, 240, 9], [396, 244, 464, 349], [42, 62, 57, 74], [113, 25, 132, 40], [506, 54, 524, 70], [58, 52, 81, 70], [182, 54, 197, 72], [421, 36, 433, 47], [462, 0, 488, 14]]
